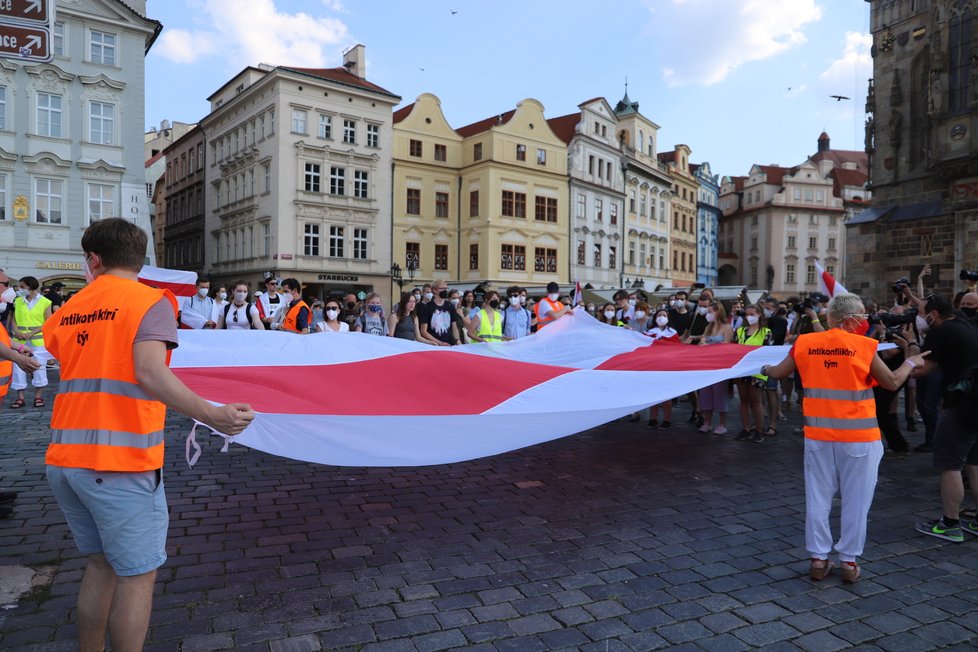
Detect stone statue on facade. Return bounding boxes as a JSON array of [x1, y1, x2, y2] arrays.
[[865, 116, 875, 154], [929, 70, 945, 114]]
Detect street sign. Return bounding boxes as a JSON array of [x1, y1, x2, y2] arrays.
[[0, 0, 50, 26], [0, 22, 49, 62]]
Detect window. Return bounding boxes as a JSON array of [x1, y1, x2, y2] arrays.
[[469, 243, 479, 270], [406, 188, 420, 215], [577, 193, 586, 218], [501, 244, 526, 271], [786, 263, 796, 284], [263, 223, 271, 256], [593, 243, 602, 267], [53, 22, 64, 57], [628, 241, 635, 266], [788, 213, 798, 223], [410, 139, 423, 157], [828, 237, 836, 250], [629, 190, 635, 213], [87, 183, 114, 224], [516, 144, 526, 161], [366, 123, 379, 148], [330, 167, 345, 195], [534, 196, 557, 222], [577, 240, 585, 265], [501, 244, 515, 270], [750, 263, 758, 286], [34, 177, 63, 224], [537, 148, 546, 165], [808, 236, 817, 250], [304, 223, 320, 256], [598, 160, 604, 180], [949, 13, 973, 114], [610, 202, 618, 225], [787, 235, 796, 249], [435, 192, 449, 218], [469, 190, 479, 217], [343, 119, 356, 144], [434, 244, 448, 270], [750, 236, 758, 251], [793, 188, 801, 201], [90, 30, 116, 65], [263, 163, 271, 193], [609, 246, 616, 269], [829, 215, 837, 226], [502, 190, 526, 218], [292, 109, 307, 134], [0, 86, 5, 131], [534, 247, 557, 273], [589, 156, 595, 175], [473, 142, 482, 160], [353, 228, 367, 259], [37, 92, 63, 138], [804, 189, 814, 203], [329, 226, 344, 257], [304, 163, 321, 192], [815, 190, 824, 202], [806, 264, 816, 284], [406, 242, 420, 268], [809, 214, 818, 225], [354, 170, 368, 199], [672, 250, 677, 271], [434, 144, 447, 161], [595, 199, 603, 222], [318, 114, 331, 139]]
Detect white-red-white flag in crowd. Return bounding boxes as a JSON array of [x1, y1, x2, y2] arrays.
[[815, 260, 848, 298], [138, 265, 197, 297], [572, 280, 583, 306]]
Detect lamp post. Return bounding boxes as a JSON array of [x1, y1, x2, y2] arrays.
[[405, 258, 418, 285]]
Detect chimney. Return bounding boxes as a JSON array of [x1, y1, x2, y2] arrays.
[[342, 44, 366, 79]]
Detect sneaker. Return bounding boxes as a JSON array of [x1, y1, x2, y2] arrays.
[[657, 421, 671, 430], [809, 558, 834, 581], [713, 426, 728, 435], [647, 419, 658, 428], [698, 424, 713, 433], [734, 429, 752, 441], [915, 518, 964, 543], [961, 519, 978, 537], [749, 430, 765, 443], [840, 561, 862, 584], [914, 442, 933, 453]]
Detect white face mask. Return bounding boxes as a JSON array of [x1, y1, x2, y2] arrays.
[[218, 291, 227, 300], [509, 296, 521, 306], [424, 292, 433, 301], [16, 288, 29, 298], [763, 308, 773, 318], [197, 287, 209, 298], [656, 315, 669, 327], [234, 291, 248, 303], [0, 287, 15, 304], [548, 293, 559, 302], [604, 310, 616, 320], [705, 312, 716, 323], [634, 310, 647, 320], [326, 308, 339, 320], [84, 255, 96, 283], [915, 315, 929, 332], [519, 296, 526, 305], [746, 315, 759, 325], [628, 298, 637, 306], [696, 306, 708, 315], [450, 298, 460, 307]]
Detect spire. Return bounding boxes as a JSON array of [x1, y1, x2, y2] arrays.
[[614, 78, 639, 116]]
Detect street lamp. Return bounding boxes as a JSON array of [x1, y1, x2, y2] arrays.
[[405, 258, 418, 282], [390, 262, 403, 290]]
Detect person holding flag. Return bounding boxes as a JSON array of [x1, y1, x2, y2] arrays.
[[815, 260, 848, 299]]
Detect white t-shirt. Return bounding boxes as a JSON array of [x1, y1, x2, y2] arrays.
[[223, 303, 256, 330], [317, 321, 350, 333]]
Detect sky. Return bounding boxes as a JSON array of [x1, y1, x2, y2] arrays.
[[144, 0, 872, 179]]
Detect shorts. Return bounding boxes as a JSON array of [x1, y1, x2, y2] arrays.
[[46, 466, 169, 576], [932, 407, 978, 471]]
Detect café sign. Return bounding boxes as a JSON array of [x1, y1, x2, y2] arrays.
[[317, 273, 359, 282]]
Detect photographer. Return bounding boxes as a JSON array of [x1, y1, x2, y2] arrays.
[[911, 295, 978, 543], [868, 309, 917, 458], [784, 293, 827, 428]]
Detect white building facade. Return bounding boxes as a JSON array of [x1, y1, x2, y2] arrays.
[[0, 0, 160, 286], [200, 45, 400, 299]]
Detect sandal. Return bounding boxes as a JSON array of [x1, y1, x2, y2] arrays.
[[810, 558, 834, 581], [840, 561, 861, 584], [33, 397, 44, 408], [763, 427, 778, 437], [9, 398, 25, 409]]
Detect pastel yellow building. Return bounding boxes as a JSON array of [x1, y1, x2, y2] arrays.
[[659, 145, 699, 287]]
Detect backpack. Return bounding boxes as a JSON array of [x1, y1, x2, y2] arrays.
[[223, 302, 256, 329], [501, 307, 530, 337]]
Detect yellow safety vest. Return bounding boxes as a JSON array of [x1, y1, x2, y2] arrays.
[[13, 294, 52, 346], [477, 308, 504, 341]]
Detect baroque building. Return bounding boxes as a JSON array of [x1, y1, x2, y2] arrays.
[[0, 0, 161, 287], [847, 0, 978, 298], [692, 161, 721, 286], [659, 145, 699, 287]]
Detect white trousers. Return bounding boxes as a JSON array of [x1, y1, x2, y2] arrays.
[[10, 342, 49, 390], [803, 438, 883, 563]]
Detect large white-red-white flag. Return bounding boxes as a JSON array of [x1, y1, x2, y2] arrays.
[[815, 260, 848, 298], [171, 312, 790, 467], [138, 265, 197, 297]]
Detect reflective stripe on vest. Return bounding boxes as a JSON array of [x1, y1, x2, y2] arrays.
[[803, 387, 875, 401], [12, 295, 51, 346], [477, 308, 504, 341], [803, 416, 880, 430], [0, 374, 10, 385], [60, 378, 154, 401], [52, 428, 165, 449]]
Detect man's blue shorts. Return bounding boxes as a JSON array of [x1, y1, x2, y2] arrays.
[[47, 466, 168, 576]]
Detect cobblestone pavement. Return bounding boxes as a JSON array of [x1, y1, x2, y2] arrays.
[[2, 375, 977, 651]]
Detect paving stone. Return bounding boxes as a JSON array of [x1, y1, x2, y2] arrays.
[[731, 621, 801, 647], [695, 633, 752, 651], [506, 613, 562, 636], [268, 635, 323, 652], [734, 602, 793, 624], [655, 620, 713, 644], [699, 612, 749, 634]]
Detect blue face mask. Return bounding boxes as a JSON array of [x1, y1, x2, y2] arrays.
[[368, 304, 382, 313]]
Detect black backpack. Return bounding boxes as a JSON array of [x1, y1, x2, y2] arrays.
[[223, 303, 256, 329]]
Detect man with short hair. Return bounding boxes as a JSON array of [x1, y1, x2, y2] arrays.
[[535, 282, 571, 329], [668, 290, 692, 335], [959, 292, 978, 326], [280, 278, 310, 334], [420, 283, 433, 306], [180, 278, 216, 329], [256, 273, 289, 329], [419, 279, 459, 346], [43, 218, 254, 651], [503, 285, 531, 340]]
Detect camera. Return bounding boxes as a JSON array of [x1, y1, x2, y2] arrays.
[[868, 308, 918, 329], [892, 277, 911, 293], [961, 270, 978, 282]]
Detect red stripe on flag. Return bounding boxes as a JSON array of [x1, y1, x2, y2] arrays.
[[139, 278, 197, 297], [595, 342, 755, 372], [172, 351, 573, 415]]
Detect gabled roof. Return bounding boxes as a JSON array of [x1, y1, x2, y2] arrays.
[[546, 112, 581, 144], [755, 165, 787, 186], [810, 148, 868, 170], [829, 167, 868, 197], [456, 109, 517, 138], [657, 151, 675, 164], [393, 102, 415, 124], [280, 66, 399, 98], [145, 151, 164, 168]]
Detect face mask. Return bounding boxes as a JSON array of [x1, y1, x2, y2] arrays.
[[436, 290, 447, 299], [234, 291, 248, 303], [509, 296, 521, 306], [218, 291, 227, 301], [628, 298, 637, 306], [368, 304, 382, 313], [604, 310, 616, 320], [763, 308, 773, 318], [746, 315, 759, 325], [548, 293, 559, 302], [519, 296, 526, 305], [634, 310, 647, 320], [705, 312, 716, 323], [0, 287, 15, 304], [197, 287, 209, 298], [489, 299, 500, 309], [962, 307, 977, 319], [424, 292, 433, 301], [326, 308, 339, 320], [915, 315, 929, 331], [696, 306, 708, 316], [16, 288, 28, 298], [346, 301, 356, 310], [587, 306, 596, 314], [656, 316, 669, 327], [84, 255, 96, 283], [313, 309, 324, 321], [451, 298, 460, 307]]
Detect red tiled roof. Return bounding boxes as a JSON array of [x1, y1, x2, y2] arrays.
[[731, 176, 747, 191], [145, 151, 164, 168], [392, 102, 415, 124], [280, 66, 399, 98], [810, 149, 868, 170], [830, 167, 868, 198], [756, 165, 787, 186], [546, 112, 581, 144], [456, 109, 517, 138], [657, 151, 676, 164]]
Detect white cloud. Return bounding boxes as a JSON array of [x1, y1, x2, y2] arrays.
[[648, 0, 822, 86], [153, 0, 350, 68], [818, 31, 872, 88]]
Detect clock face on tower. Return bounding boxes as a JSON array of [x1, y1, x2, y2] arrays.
[[880, 29, 895, 53]]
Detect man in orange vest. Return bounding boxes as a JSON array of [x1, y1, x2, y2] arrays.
[[42, 218, 255, 652], [764, 293, 927, 584], [534, 281, 571, 329], [279, 278, 310, 334]]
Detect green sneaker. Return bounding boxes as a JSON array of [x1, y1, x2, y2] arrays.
[[962, 519, 978, 537], [915, 518, 964, 543]]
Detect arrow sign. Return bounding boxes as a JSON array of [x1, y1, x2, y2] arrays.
[[0, 0, 50, 25], [0, 22, 50, 62]]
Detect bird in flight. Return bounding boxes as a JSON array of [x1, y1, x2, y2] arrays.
[[450, 9, 458, 14], [830, 95, 850, 101]]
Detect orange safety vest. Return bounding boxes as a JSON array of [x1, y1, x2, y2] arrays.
[[793, 329, 881, 443], [534, 297, 564, 329], [281, 299, 310, 333], [0, 322, 11, 399], [43, 274, 178, 472]]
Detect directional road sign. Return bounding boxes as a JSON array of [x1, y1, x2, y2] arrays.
[[0, 22, 49, 62], [0, 0, 51, 26]]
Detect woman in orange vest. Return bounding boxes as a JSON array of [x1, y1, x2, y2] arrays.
[[764, 293, 927, 584]]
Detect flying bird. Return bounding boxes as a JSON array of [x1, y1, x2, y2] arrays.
[[830, 95, 850, 101], [450, 9, 458, 14]]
